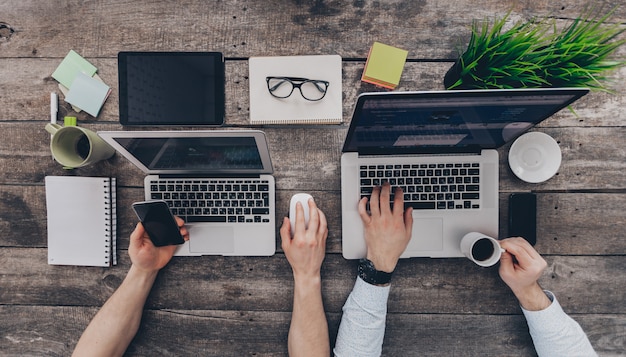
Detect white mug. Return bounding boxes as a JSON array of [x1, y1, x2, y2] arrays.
[[460, 232, 505, 267]]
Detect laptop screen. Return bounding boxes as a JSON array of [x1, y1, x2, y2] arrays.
[[113, 136, 263, 171], [98, 131, 274, 175], [343, 88, 588, 154]]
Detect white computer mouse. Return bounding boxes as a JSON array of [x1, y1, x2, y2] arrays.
[[290, 193, 313, 235]]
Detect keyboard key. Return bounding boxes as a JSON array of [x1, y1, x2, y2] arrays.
[[187, 216, 227, 223], [405, 202, 436, 210], [462, 193, 479, 200]]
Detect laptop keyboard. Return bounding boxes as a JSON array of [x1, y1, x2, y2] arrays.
[[360, 162, 481, 210], [148, 178, 271, 223]]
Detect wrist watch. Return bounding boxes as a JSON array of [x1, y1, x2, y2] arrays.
[[358, 258, 393, 285]]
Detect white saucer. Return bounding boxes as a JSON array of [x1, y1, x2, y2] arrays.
[[508, 132, 562, 183]]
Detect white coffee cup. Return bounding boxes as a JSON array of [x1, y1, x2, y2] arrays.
[[460, 232, 505, 267]]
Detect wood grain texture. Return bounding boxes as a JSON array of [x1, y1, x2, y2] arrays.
[[0, 307, 624, 356], [2, 0, 623, 59], [0, 123, 625, 192], [1, 249, 624, 316], [1, 59, 625, 126], [1, 0, 625, 355], [1, 181, 625, 256]]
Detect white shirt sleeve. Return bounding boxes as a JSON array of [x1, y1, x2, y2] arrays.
[[522, 290, 597, 357], [333, 276, 390, 357]]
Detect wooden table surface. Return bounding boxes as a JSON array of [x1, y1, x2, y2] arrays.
[[1, 1, 625, 356]]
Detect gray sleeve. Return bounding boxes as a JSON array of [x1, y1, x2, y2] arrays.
[[522, 290, 597, 357], [333, 276, 390, 357]]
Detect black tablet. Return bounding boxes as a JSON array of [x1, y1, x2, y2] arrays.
[[118, 51, 225, 126]]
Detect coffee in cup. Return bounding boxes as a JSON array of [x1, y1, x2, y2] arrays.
[[45, 123, 115, 169], [460, 232, 504, 267]]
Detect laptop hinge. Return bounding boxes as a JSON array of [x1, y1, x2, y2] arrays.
[[158, 173, 262, 179], [356, 146, 483, 156]]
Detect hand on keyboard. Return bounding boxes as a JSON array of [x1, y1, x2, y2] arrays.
[[358, 183, 413, 273]]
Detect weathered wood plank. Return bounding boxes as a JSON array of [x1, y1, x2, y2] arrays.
[[1, 58, 625, 127], [2, 0, 624, 59], [1, 123, 625, 191], [1, 305, 623, 356], [1, 249, 624, 316], [1, 179, 625, 255]]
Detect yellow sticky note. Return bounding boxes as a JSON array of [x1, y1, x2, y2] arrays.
[[361, 42, 408, 89]]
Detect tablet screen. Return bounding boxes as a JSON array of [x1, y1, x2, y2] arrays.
[[118, 52, 225, 125]]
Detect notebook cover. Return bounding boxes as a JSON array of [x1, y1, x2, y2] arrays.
[[249, 55, 342, 124], [45, 176, 116, 267]]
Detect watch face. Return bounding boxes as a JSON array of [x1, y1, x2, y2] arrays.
[[358, 259, 392, 285]]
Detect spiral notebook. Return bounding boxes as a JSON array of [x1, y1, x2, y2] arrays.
[[249, 55, 342, 124], [45, 176, 117, 267]]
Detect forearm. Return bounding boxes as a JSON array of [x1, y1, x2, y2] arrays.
[[72, 265, 158, 357], [523, 291, 597, 357], [288, 275, 329, 357], [334, 277, 390, 357]]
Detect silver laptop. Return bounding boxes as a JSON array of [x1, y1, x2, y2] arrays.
[[341, 88, 588, 259], [99, 130, 276, 256]]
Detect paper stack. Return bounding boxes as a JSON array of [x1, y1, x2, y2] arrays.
[[361, 42, 408, 89], [51, 50, 111, 117]]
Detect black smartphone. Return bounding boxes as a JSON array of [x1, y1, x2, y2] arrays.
[[508, 193, 537, 246], [132, 200, 185, 247]]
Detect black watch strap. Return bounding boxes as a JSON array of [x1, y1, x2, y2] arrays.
[[358, 258, 393, 285]]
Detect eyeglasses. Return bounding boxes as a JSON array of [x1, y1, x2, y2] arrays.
[[266, 77, 330, 101]]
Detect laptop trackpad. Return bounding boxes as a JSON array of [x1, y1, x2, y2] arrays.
[[189, 226, 235, 254], [406, 218, 444, 252]]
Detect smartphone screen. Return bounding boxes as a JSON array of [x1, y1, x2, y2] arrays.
[[508, 193, 537, 245], [132, 201, 185, 247]]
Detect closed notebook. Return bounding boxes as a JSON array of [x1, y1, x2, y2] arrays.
[[45, 176, 116, 267], [249, 55, 342, 124]]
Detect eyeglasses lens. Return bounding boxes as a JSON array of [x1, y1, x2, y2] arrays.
[[300, 81, 327, 101], [267, 78, 293, 98]]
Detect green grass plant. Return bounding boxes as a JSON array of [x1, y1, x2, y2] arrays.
[[444, 7, 626, 91]]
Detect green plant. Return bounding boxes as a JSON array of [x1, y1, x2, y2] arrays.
[[444, 7, 626, 91]]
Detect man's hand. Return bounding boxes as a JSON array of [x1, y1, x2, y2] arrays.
[[280, 198, 330, 357], [358, 183, 413, 273], [128, 216, 189, 273], [499, 237, 551, 311], [280, 198, 328, 282]]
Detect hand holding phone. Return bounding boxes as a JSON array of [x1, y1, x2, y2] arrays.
[[132, 200, 185, 246]]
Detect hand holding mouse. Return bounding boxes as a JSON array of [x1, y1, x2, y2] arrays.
[[281, 194, 328, 282], [281, 195, 331, 357]]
